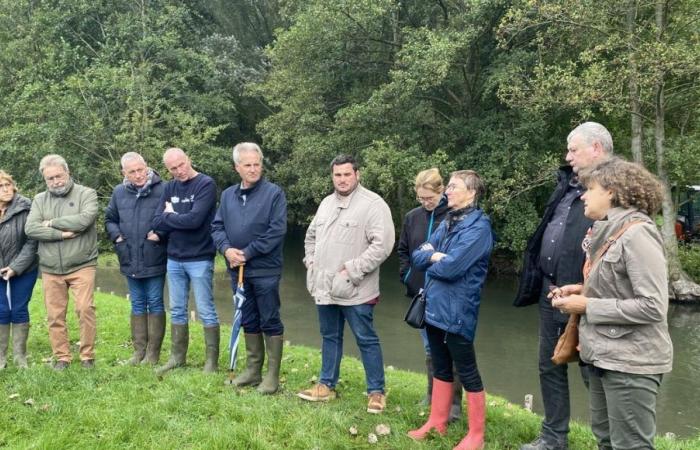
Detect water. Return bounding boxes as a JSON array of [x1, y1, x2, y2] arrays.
[[97, 238, 700, 438]]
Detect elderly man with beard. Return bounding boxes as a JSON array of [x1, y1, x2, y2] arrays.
[[25, 154, 99, 370], [105, 152, 167, 365]]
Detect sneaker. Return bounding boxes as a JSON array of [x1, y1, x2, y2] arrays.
[[367, 392, 386, 414], [53, 360, 70, 371], [297, 383, 336, 402], [81, 359, 95, 369]]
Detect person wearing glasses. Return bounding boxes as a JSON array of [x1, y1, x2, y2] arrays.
[[0, 170, 38, 370], [397, 168, 462, 420], [408, 170, 494, 450], [25, 155, 99, 370]]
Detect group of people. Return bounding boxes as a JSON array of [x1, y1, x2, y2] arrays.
[[0, 121, 673, 450]]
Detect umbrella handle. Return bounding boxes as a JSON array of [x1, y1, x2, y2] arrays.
[[237, 264, 245, 287]]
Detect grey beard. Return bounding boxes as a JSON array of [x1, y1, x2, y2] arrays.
[[49, 178, 73, 197]]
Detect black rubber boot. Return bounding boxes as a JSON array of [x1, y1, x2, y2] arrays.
[[203, 325, 220, 373], [257, 335, 283, 394], [129, 314, 148, 365], [143, 313, 165, 365], [231, 333, 264, 386], [156, 323, 188, 375]]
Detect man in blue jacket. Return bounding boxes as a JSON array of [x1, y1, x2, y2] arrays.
[[211, 142, 287, 394], [105, 152, 167, 366], [153, 148, 219, 375]]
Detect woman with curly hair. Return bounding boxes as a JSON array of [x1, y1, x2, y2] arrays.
[[550, 157, 672, 450]]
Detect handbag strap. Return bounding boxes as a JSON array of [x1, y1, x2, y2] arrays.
[[583, 219, 645, 280]]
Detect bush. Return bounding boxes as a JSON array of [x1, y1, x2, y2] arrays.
[[679, 244, 700, 282]]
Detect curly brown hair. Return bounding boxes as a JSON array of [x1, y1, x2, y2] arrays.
[[579, 157, 664, 215]]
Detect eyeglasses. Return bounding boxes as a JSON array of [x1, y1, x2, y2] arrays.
[[445, 183, 466, 192], [44, 173, 67, 183], [416, 195, 439, 204]]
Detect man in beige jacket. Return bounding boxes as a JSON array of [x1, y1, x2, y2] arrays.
[[297, 155, 395, 414]]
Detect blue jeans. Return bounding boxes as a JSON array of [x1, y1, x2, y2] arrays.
[[317, 303, 385, 394], [0, 269, 38, 324], [231, 274, 284, 336], [167, 259, 218, 326], [127, 275, 165, 315]]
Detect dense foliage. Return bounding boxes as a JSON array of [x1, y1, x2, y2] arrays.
[[0, 0, 698, 269]]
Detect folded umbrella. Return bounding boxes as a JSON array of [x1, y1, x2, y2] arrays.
[[228, 265, 246, 372]]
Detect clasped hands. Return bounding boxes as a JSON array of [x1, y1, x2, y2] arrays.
[[225, 248, 246, 268], [549, 284, 588, 314]]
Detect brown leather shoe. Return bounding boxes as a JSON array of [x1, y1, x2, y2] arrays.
[[53, 360, 70, 371], [81, 359, 95, 369], [367, 392, 386, 414]]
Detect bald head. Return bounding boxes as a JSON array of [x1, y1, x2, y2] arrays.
[[163, 147, 196, 182]]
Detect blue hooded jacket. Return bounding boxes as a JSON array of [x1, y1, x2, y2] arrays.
[[412, 207, 494, 341]]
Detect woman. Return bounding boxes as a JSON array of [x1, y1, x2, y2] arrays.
[[0, 170, 38, 369], [408, 170, 494, 450], [398, 168, 462, 417], [552, 158, 673, 450]]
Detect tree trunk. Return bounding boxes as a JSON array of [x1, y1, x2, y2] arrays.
[[627, 1, 643, 164], [654, 0, 700, 301]]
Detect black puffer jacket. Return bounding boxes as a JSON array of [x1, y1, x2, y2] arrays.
[[105, 172, 167, 279], [397, 196, 449, 297], [0, 195, 37, 275], [513, 166, 592, 307]]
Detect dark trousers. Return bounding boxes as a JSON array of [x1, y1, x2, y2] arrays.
[[426, 324, 483, 392], [0, 269, 38, 324], [537, 282, 587, 446], [233, 275, 284, 336]]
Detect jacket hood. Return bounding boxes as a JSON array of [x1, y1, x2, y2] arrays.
[[124, 170, 162, 196], [1, 194, 31, 222]]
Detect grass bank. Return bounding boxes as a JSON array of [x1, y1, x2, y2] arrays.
[[1, 289, 697, 449]]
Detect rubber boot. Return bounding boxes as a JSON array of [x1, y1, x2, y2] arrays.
[[423, 356, 434, 405], [12, 322, 30, 369], [143, 313, 165, 365], [449, 370, 464, 423], [453, 390, 486, 450], [0, 324, 9, 369], [203, 325, 220, 373], [231, 333, 264, 387], [128, 314, 148, 365], [408, 378, 454, 440], [257, 335, 283, 394], [156, 323, 188, 375]]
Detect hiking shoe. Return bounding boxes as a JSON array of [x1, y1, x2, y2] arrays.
[[81, 359, 95, 369], [520, 436, 568, 450], [53, 360, 70, 371], [367, 392, 386, 414], [297, 383, 336, 402]]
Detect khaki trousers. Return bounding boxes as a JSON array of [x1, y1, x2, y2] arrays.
[[42, 266, 97, 362]]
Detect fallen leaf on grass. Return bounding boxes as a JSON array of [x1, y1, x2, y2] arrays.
[[375, 424, 391, 436], [41, 404, 51, 412], [8, 393, 20, 400], [367, 433, 378, 444], [394, 406, 401, 412], [349, 426, 358, 436], [418, 410, 425, 417], [24, 398, 35, 406], [290, 368, 298, 373]]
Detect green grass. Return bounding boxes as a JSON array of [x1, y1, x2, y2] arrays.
[[1, 289, 698, 449]]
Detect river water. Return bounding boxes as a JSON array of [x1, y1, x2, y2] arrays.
[[96, 238, 700, 438]]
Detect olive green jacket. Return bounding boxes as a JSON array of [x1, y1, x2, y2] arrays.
[[580, 207, 673, 375], [25, 181, 98, 275]]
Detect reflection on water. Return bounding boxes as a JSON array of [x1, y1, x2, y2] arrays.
[[97, 240, 700, 438]]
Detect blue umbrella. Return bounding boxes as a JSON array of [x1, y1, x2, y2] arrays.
[[228, 265, 246, 372]]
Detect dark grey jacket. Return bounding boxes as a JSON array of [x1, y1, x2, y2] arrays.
[[0, 195, 38, 275], [105, 172, 167, 279]]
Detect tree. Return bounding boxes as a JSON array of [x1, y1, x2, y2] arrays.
[[497, 0, 700, 299]]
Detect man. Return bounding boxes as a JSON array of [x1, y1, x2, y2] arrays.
[[25, 154, 99, 370], [152, 147, 219, 374], [211, 142, 287, 394], [105, 152, 167, 365], [297, 154, 395, 414], [515, 122, 613, 450]]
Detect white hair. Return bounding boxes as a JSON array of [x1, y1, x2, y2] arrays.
[[39, 154, 69, 174], [232, 142, 263, 165], [567, 122, 614, 154], [120, 152, 146, 169]]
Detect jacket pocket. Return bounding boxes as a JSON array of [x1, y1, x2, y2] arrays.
[[306, 264, 315, 294], [330, 271, 357, 299], [115, 240, 131, 267], [142, 239, 166, 267], [335, 220, 359, 244]]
